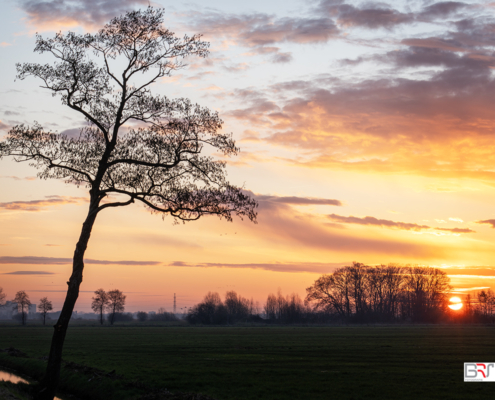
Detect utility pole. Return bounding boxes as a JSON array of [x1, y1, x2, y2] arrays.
[[173, 293, 176, 314]]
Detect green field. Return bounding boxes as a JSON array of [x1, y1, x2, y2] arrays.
[[0, 324, 494, 399]]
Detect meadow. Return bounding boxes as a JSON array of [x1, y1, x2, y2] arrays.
[[0, 324, 494, 400]]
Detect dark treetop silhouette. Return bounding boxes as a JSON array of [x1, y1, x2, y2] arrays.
[[91, 288, 108, 325], [0, 8, 257, 400], [38, 297, 53, 326]]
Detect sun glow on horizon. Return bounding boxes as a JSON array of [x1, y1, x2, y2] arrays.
[[448, 296, 463, 310]]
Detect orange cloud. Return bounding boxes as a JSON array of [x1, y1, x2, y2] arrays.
[[327, 214, 475, 234], [19, 0, 148, 31], [0, 256, 160, 265], [477, 219, 495, 228], [0, 196, 87, 211], [168, 261, 347, 274]]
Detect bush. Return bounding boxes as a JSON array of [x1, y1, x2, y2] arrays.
[[136, 311, 148, 322], [108, 312, 134, 322], [150, 310, 178, 322]]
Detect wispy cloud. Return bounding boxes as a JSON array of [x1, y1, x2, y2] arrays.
[[168, 260, 349, 273], [0, 195, 87, 211], [2, 271, 54, 275], [0, 175, 37, 181], [327, 214, 475, 234], [257, 195, 342, 206], [327, 214, 430, 231], [0, 256, 161, 266]]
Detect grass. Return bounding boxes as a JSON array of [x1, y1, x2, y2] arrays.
[[1, 324, 494, 399]]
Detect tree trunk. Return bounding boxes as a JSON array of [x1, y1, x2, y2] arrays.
[[35, 209, 98, 400]]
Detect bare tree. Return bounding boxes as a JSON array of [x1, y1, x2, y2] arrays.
[[106, 289, 126, 325], [0, 8, 256, 399], [91, 289, 108, 325], [13, 291, 31, 325], [306, 263, 452, 323], [0, 287, 5, 306], [39, 297, 53, 326]]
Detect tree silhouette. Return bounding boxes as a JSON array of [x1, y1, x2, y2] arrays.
[[106, 289, 126, 325], [0, 8, 257, 399], [91, 288, 109, 325], [38, 297, 53, 326], [13, 291, 31, 325]]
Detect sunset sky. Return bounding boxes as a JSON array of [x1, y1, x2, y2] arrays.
[[2, 0, 495, 313]]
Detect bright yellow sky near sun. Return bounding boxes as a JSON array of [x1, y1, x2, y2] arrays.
[[2, 0, 495, 312]]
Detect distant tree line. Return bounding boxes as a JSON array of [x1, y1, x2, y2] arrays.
[[305, 263, 452, 323], [4, 264, 495, 326], [461, 289, 495, 323], [185, 263, 459, 325]]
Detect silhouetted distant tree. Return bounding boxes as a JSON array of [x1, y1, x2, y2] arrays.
[[224, 291, 251, 323], [0, 287, 5, 306], [475, 289, 495, 319], [38, 297, 53, 326], [13, 291, 31, 325], [136, 311, 148, 322], [264, 290, 309, 323], [106, 289, 126, 325], [187, 291, 260, 325], [0, 7, 257, 399], [91, 289, 109, 325], [187, 292, 226, 324]]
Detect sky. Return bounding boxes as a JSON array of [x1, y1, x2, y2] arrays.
[[2, 0, 495, 312]]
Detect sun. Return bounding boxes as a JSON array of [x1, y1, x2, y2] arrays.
[[448, 296, 463, 311]]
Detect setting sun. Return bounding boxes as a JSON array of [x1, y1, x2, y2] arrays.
[[448, 297, 463, 311]]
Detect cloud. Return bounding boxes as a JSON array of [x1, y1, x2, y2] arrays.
[[0, 256, 161, 265], [241, 199, 448, 258], [227, 40, 495, 181], [2, 271, 54, 275], [0, 175, 37, 181], [0, 196, 87, 211], [477, 219, 495, 228], [327, 214, 430, 231], [435, 227, 475, 234], [327, 214, 475, 234], [185, 10, 339, 62], [417, 2, 469, 20], [335, 4, 414, 29], [257, 195, 342, 206], [168, 260, 349, 274], [19, 0, 149, 30], [318, 1, 470, 29]]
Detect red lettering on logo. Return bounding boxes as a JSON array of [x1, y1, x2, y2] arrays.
[[477, 364, 487, 378]]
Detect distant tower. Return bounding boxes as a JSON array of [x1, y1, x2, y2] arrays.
[[173, 293, 176, 314]]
